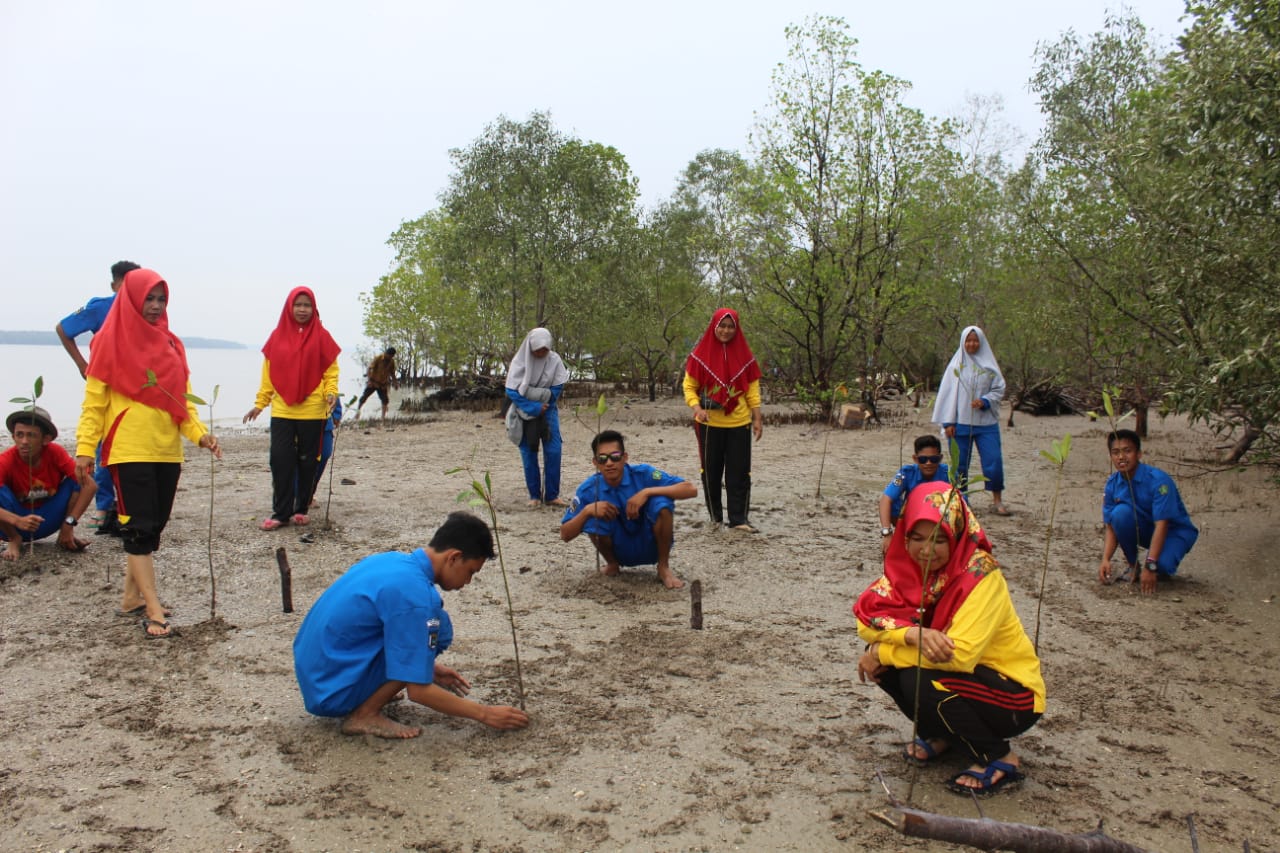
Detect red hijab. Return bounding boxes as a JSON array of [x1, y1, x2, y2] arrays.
[[260, 286, 341, 407], [86, 268, 191, 424], [854, 482, 997, 633], [685, 307, 761, 416]]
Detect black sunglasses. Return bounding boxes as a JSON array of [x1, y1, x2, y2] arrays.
[[916, 455, 943, 465], [594, 451, 624, 464]]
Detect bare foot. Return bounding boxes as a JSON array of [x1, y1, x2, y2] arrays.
[[2, 542, 21, 561], [527, 499, 542, 508], [657, 566, 685, 590], [341, 712, 422, 739], [598, 562, 621, 577]]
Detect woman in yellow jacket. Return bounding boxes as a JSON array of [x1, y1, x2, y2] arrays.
[[683, 308, 763, 531], [75, 269, 222, 639], [855, 481, 1045, 797], [243, 287, 339, 530]]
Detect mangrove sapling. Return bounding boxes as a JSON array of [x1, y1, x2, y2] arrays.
[[572, 393, 610, 564], [144, 371, 222, 620], [1033, 434, 1071, 653], [8, 376, 45, 560], [320, 395, 356, 531], [815, 383, 851, 499], [446, 460, 526, 710]]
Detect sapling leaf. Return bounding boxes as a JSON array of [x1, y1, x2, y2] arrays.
[[1038, 449, 1058, 463], [1102, 388, 1115, 418], [185, 393, 207, 406], [8, 397, 29, 404], [484, 471, 493, 493], [33, 376, 43, 398], [444, 467, 464, 475], [595, 393, 607, 416], [455, 489, 472, 503]]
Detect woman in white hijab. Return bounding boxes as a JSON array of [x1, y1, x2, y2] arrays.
[[931, 325, 1010, 515], [505, 328, 571, 507]]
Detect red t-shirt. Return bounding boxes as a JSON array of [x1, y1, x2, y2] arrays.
[[0, 443, 76, 505]]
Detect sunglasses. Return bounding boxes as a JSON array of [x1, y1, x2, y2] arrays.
[[594, 451, 624, 464], [916, 455, 943, 465]]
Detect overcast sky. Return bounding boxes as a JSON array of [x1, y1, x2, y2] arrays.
[[1, 0, 1189, 358]]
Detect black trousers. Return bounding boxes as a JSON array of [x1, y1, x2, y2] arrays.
[[270, 418, 324, 521], [700, 423, 752, 526], [877, 665, 1040, 764], [113, 462, 181, 556]]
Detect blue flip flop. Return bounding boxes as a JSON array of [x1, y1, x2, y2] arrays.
[[947, 759, 1023, 797]]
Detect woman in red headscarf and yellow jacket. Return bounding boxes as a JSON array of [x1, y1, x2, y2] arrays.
[[683, 308, 763, 532], [75, 268, 222, 638], [243, 287, 340, 530], [855, 481, 1044, 797]]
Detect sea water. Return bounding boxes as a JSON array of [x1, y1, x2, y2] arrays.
[[0, 345, 372, 438]]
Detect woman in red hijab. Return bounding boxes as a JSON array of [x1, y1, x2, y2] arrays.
[[74, 269, 222, 639], [243, 287, 340, 530], [682, 308, 764, 532], [854, 481, 1044, 797]]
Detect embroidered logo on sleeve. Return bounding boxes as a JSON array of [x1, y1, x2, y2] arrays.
[[1158, 484, 1169, 496], [652, 470, 664, 480], [426, 617, 441, 650]]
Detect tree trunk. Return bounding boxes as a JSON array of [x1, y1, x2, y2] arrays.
[[1227, 425, 1262, 463], [1134, 404, 1149, 439], [871, 805, 1149, 852]]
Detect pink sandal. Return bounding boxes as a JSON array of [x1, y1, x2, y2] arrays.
[[291, 513, 310, 526], [260, 518, 284, 531]]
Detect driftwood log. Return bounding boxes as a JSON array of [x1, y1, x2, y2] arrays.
[[870, 805, 1149, 852]]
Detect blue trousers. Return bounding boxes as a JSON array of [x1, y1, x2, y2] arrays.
[[951, 424, 1004, 493], [93, 442, 115, 511], [0, 479, 77, 541], [518, 407, 562, 501], [1108, 503, 1197, 576]]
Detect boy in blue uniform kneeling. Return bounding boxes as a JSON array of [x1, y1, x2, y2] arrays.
[[1098, 429, 1198, 594], [878, 434, 950, 554], [293, 512, 529, 739], [560, 430, 697, 590]]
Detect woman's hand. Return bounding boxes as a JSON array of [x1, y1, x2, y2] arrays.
[[752, 408, 763, 441], [858, 643, 887, 684], [199, 434, 223, 460], [907, 626, 955, 663], [243, 407, 262, 424], [944, 425, 956, 439], [75, 454, 94, 482], [692, 406, 709, 424]]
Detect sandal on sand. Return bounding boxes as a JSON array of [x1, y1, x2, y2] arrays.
[[902, 737, 948, 767], [140, 618, 174, 639], [947, 759, 1023, 797], [261, 518, 285, 531], [291, 513, 310, 526]]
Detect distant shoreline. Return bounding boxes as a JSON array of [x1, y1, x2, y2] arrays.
[[0, 331, 246, 349]]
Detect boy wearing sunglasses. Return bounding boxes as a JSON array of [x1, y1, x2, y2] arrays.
[[877, 435, 951, 554], [560, 430, 697, 590]]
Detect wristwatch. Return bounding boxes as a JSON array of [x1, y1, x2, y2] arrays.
[[880, 527, 893, 537], [64, 515, 78, 527], [1143, 558, 1158, 571]]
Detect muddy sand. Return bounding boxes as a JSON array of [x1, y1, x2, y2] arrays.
[[0, 395, 1276, 852]]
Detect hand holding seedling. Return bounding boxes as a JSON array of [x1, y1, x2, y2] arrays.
[[199, 433, 223, 460], [857, 643, 887, 683], [587, 500, 620, 521], [693, 406, 710, 424]]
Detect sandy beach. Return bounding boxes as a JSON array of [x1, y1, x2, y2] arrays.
[[0, 394, 1276, 852]]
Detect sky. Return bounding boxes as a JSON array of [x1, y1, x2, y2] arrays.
[[1, 0, 1190, 360]]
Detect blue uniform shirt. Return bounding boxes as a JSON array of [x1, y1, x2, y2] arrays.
[[59, 294, 116, 338], [293, 549, 453, 717], [562, 463, 684, 566], [882, 462, 951, 520], [1102, 463, 1196, 538]]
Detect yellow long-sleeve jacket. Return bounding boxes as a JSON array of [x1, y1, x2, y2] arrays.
[[76, 377, 209, 464], [682, 373, 761, 429], [254, 359, 339, 420], [857, 570, 1046, 713]]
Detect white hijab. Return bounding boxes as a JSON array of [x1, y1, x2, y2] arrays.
[[505, 327, 570, 396], [931, 325, 1004, 426]]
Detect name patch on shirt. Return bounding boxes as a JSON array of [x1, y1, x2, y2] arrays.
[[426, 617, 441, 650]]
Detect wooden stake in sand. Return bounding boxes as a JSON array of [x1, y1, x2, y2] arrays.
[[276, 546, 293, 613], [690, 580, 703, 630]]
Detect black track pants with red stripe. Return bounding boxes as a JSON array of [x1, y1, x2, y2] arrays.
[[877, 664, 1041, 764]]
